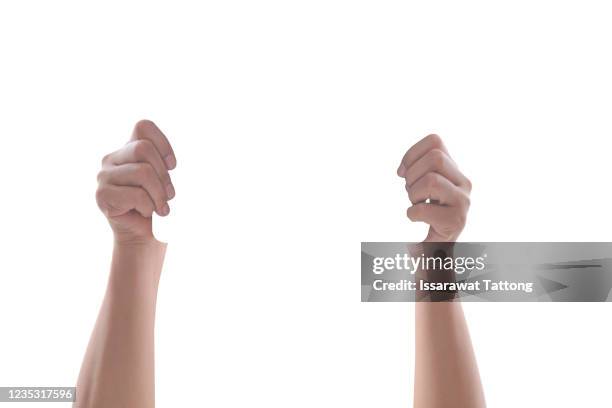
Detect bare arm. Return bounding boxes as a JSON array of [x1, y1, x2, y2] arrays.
[[414, 302, 484, 408], [398, 134, 485, 408], [74, 120, 177, 408]]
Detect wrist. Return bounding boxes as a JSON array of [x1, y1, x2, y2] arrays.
[[110, 237, 167, 290], [112, 237, 167, 261], [113, 231, 165, 248], [413, 242, 457, 302]]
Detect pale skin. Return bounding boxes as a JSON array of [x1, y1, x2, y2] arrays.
[[397, 134, 485, 408], [74, 120, 176, 408], [73, 126, 482, 407]]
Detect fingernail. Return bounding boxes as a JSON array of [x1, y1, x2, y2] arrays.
[[161, 203, 170, 216], [166, 183, 175, 199], [164, 154, 177, 170], [397, 164, 406, 177]]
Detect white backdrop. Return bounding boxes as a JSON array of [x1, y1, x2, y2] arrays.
[[1, 1, 612, 407]]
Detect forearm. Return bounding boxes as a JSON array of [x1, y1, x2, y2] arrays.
[[414, 301, 485, 408], [413, 242, 484, 407], [74, 240, 166, 408]]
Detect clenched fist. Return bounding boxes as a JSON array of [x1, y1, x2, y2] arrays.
[[397, 134, 471, 242], [96, 120, 177, 244]]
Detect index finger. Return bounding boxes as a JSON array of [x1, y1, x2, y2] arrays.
[[397, 134, 449, 177], [130, 119, 177, 170]]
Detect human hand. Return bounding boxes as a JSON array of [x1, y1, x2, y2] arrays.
[[397, 134, 471, 242], [96, 120, 177, 244]]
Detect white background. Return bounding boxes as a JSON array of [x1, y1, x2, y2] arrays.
[[1, 1, 612, 407]]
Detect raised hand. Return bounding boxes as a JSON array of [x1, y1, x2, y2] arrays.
[[397, 134, 471, 242], [95, 120, 177, 244]]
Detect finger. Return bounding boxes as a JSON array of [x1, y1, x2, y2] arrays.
[[397, 134, 449, 177], [404, 148, 470, 189], [407, 203, 467, 240], [407, 172, 463, 206], [103, 140, 175, 199], [96, 185, 156, 218], [98, 163, 170, 216], [130, 119, 176, 170]]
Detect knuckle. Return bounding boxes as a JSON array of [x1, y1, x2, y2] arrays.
[[428, 148, 446, 169], [96, 169, 107, 183], [426, 133, 443, 149], [145, 164, 157, 180], [135, 163, 154, 179], [95, 186, 109, 211], [462, 194, 471, 210], [456, 211, 467, 229], [134, 119, 155, 135], [132, 139, 153, 159], [465, 177, 473, 192], [101, 153, 111, 165], [407, 189, 416, 204], [133, 163, 147, 178], [95, 186, 105, 202], [456, 196, 471, 218]]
